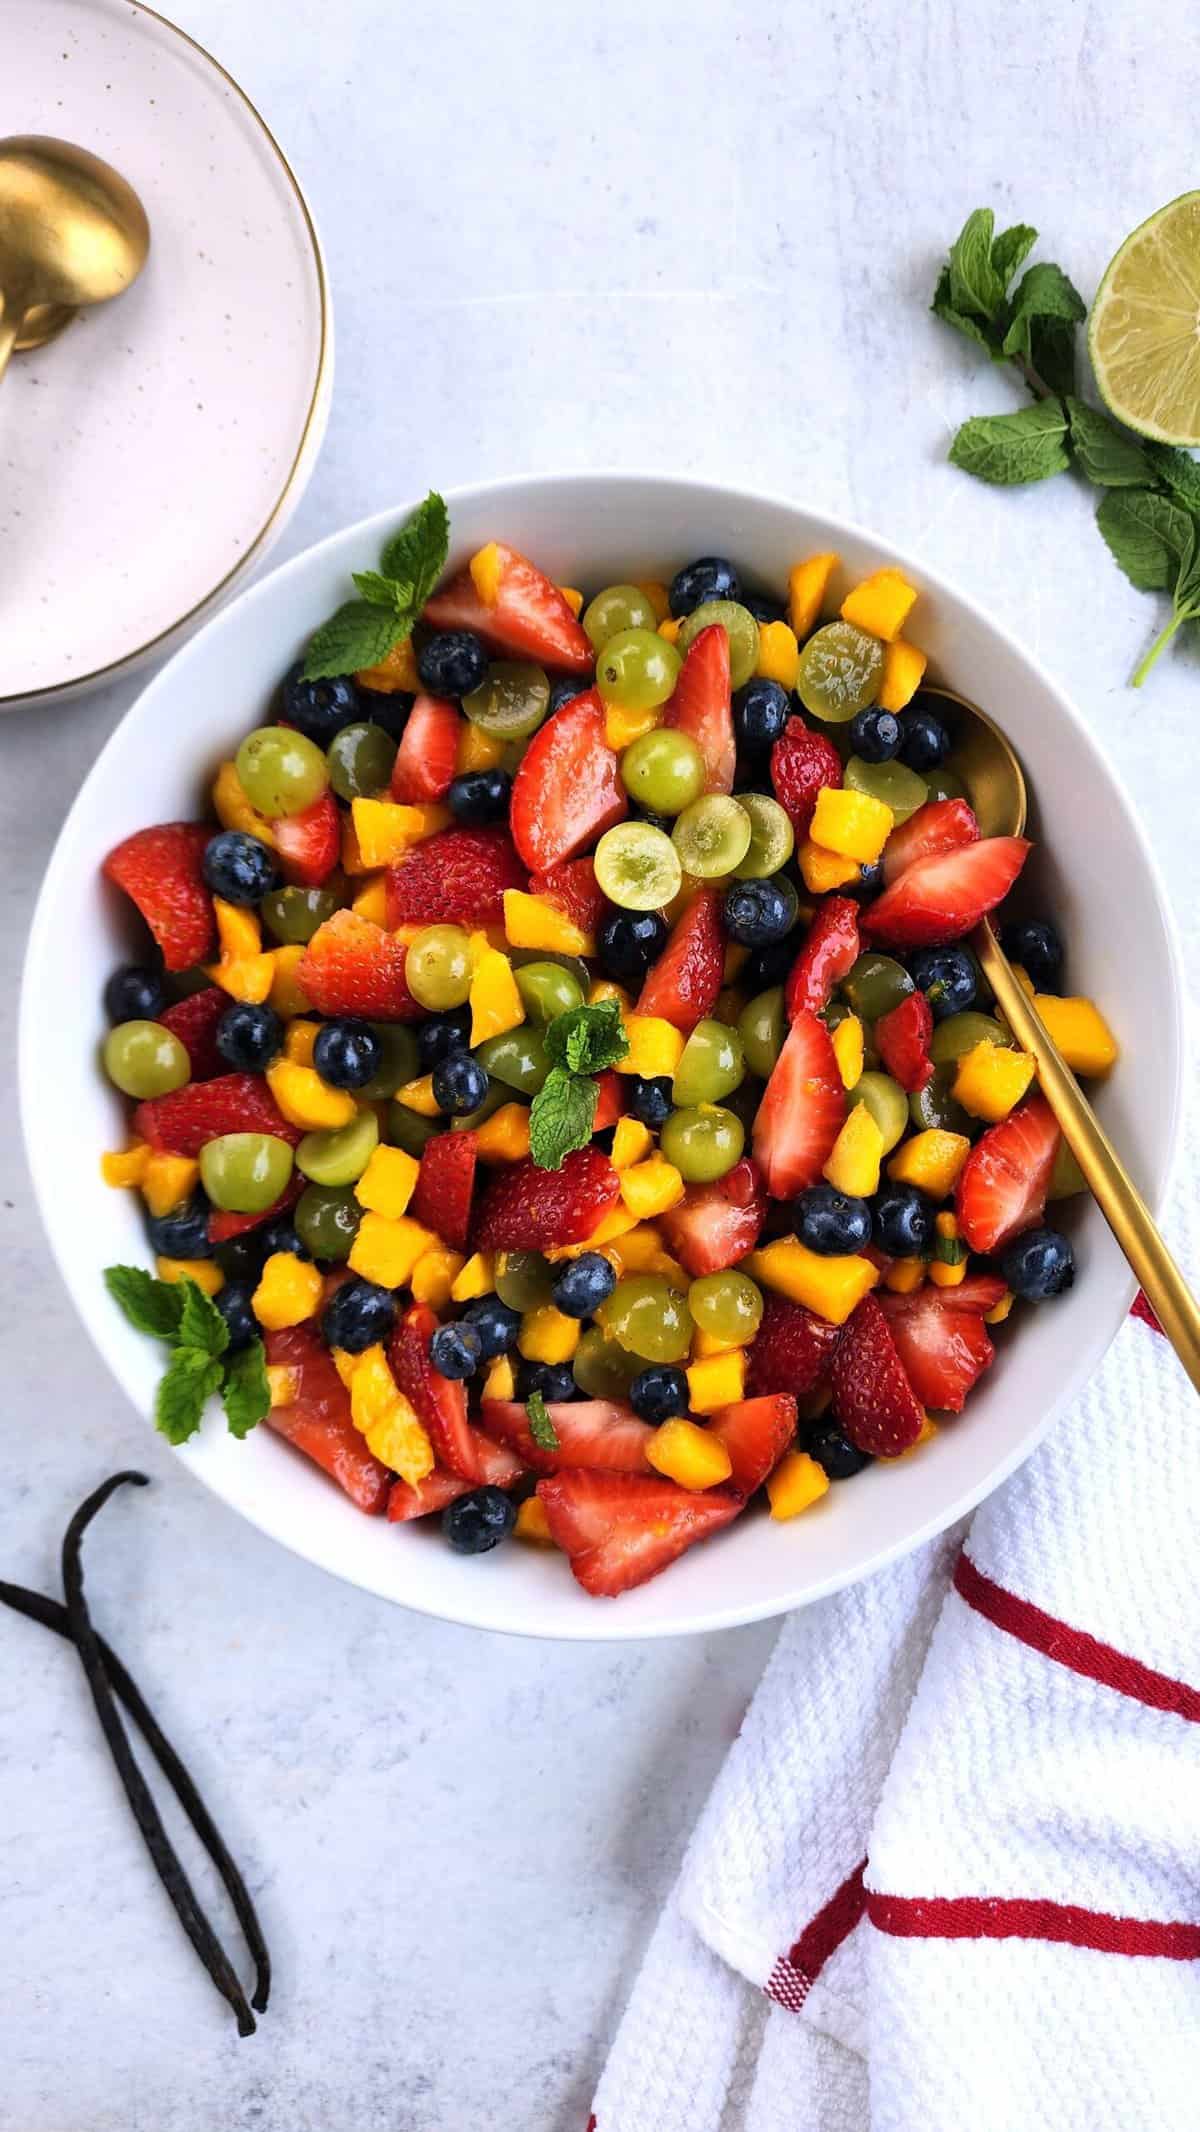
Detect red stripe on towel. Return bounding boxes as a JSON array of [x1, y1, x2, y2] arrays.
[[868, 1889, 1200, 1960], [766, 1859, 868, 2010]]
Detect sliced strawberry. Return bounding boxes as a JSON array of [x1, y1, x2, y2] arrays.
[[658, 1158, 767, 1277], [475, 1148, 620, 1252], [299, 909, 423, 1022], [770, 719, 842, 839], [263, 1326, 390, 1513], [830, 1295, 925, 1457], [102, 823, 215, 972], [410, 1130, 478, 1253], [955, 1095, 1060, 1254], [537, 1470, 741, 1597], [663, 624, 734, 793], [707, 1394, 797, 1493], [479, 1398, 655, 1475], [509, 689, 626, 873], [134, 1072, 301, 1155], [878, 1286, 995, 1413], [272, 788, 341, 888], [785, 897, 861, 1019], [864, 835, 1031, 948], [159, 985, 228, 1081], [425, 542, 593, 671], [882, 796, 979, 886], [593, 1069, 625, 1131], [945, 1271, 1009, 1313], [207, 1171, 303, 1244], [745, 1291, 842, 1398], [752, 1010, 846, 1198], [387, 1301, 480, 1480], [875, 991, 934, 1092], [636, 887, 724, 1033], [390, 693, 460, 803], [386, 1430, 524, 1520], [385, 824, 526, 930], [528, 857, 608, 937]]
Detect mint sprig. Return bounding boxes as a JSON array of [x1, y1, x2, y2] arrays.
[[526, 1389, 560, 1452], [529, 1002, 630, 1170], [544, 999, 630, 1077], [105, 1266, 271, 1444], [300, 492, 449, 682]]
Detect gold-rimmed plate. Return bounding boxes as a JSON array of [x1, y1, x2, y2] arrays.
[[0, 0, 332, 709]]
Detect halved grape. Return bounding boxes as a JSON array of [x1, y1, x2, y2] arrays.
[[405, 925, 473, 1010], [386, 1104, 439, 1157], [620, 729, 706, 815], [660, 1103, 745, 1182], [295, 1183, 362, 1260], [200, 1132, 295, 1213], [841, 952, 914, 1022], [928, 1012, 1011, 1065], [908, 1064, 973, 1137], [795, 623, 884, 722], [236, 727, 330, 817], [463, 661, 550, 739], [847, 1070, 908, 1154], [688, 1270, 763, 1344], [1048, 1139, 1087, 1200], [672, 796, 752, 879], [358, 1023, 420, 1100], [103, 1021, 190, 1099], [572, 1326, 642, 1397], [594, 823, 682, 910], [922, 765, 967, 805], [514, 961, 586, 1023], [583, 584, 658, 651], [844, 754, 928, 824], [731, 792, 795, 878], [738, 987, 785, 1077], [327, 722, 398, 801], [295, 1109, 379, 1186], [673, 1019, 745, 1106], [495, 1250, 556, 1312], [676, 600, 760, 689], [262, 884, 342, 945], [474, 1026, 551, 1095], [599, 1275, 694, 1362], [595, 629, 681, 712]]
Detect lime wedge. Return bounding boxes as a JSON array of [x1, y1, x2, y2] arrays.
[[1089, 192, 1200, 444]]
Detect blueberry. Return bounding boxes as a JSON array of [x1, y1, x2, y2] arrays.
[[417, 1008, 473, 1071], [598, 908, 668, 985], [104, 964, 164, 1023], [845, 861, 885, 902], [146, 1196, 212, 1259], [630, 1364, 689, 1423], [872, 1185, 935, 1258], [258, 1216, 311, 1262], [549, 676, 591, 714], [462, 1296, 521, 1359], [669, 556, 740, 618], [442, 1485, 516, 1554], [216, 1281, 258, 1354], [627, 1075, 673, 1129], [356, 686, 414, 738], [429, 1322, 483, 1380], [516, 1360, 578, 1404], [313, 1017, 383, 1091], [723, 876, 799, 948], [999, 918, 1063, 994], [803, 1419, 872, 1480], [213, 1233, 266, 1284], [849, 707, 902, 763], [795, 1184, 872, 1256], [432, 1050, 489, 1117], [215, 1001, 284, 1072], [740, 590, 787, 626], [742, 937, 798, 993], [999, 1226, 1075, 1301], [281, 665, 363, 742], [417, 630, 488, 699], [734, 678, 790, 755], [202, 831, 279, 907], [909, 946, 977, 1022], [898, 700, 951, 772], [553, 1252, 617, 1320], [446, 769, 511, 826], [321, 1276, 397, 1353]]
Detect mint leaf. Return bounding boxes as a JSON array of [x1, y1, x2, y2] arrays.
[[526, 1388, 559, 1452], [155, 1348, 223, 1446], [301, 493, 450, 682], [176, 1277, 229, 1358], [947, 209, 1003, 320], [1144, 443, 1200, 514], [545, 999, 629, 1077], [1065, 398, 1154, 487], [301, 599, 406, 683], [352, 568, 405, 609], [1096, 489, 1195, 593], [379, 492, 450, 613], [990, 222, 1038, 294], [931, 266, 1001, 355], [1002, 262, 1086, 354], [528, 1066, 599, 1172], [105, 1265, 185, 1341], [222, 1340, 270, 1440], [948, 400, 1069, 486], [1027, 315, 1077, 399]]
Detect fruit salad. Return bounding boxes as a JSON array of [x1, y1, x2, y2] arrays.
[[98, 500, 1120, 1598]]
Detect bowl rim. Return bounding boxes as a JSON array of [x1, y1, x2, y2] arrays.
[[20, 469, 1189, 1639]]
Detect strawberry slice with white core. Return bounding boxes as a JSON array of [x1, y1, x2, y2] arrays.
[[387, 1430, 524, 1520], [707, 1394, 797, 1494], [537, 1471, 741, 1597], [864, 835, 1031, 948], [955, 1094, 1060, 1254], [509, 688, 627, 872], [879, 1287, 995, 1412], [425, 541, 593, 672], [390, 694, 460, 802], [881, 797, 979, 886], [658, 1158, 767, 1277], [663, 624, 735, 793], [478, 1398, 655, 1475], [752, 1009, 846, 1198]]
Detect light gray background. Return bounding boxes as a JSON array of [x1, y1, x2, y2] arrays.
[[2, 4, 1196, 2128]]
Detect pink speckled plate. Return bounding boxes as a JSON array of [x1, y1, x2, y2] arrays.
[[0, 0, 331, 709]]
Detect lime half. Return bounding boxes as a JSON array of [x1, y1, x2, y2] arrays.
[[1089, 192, 1200, 444]]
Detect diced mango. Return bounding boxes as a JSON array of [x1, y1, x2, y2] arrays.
[[456, 721, 507, 773], [755, 620, 800, 690], [617, 1015, 684, 1080], [213, 898, 262, 962], [514, 1496, 556, 1545], [156, 1255, 224, 1296], [558, 585, 584, 617], [351, 875, 391, 926], [658, 617, 681, 645], [788, 553, 839, 639], [266, 1059, 358, 1132], [605, 701, 662, 751], [887, 1128, 971, 1198], [410, 1245, 466, 1309], [348, 1345, 434, 1483], [355, 636, 418, 692], [251, 1251, 322, 1329], [878, 638, 928, 711], [469, 947, 525, 1046], [647, 1417, 733, 1490], [209, 953, 276, 1004], [930, 1254, 967, 1289], [604, 1223, 662, 1273], [340, 814, 369, 875], [518, 1305, 581, 1365], [351, 798, 427, 869], [637, 580, 671, 623], [831, 1014, 865, 1091], [1034, 995, 1119, 1077], [686, 1349, 746, 1414], [265, 1363, 299, 1409], [212, 761, 277, 846], [331, 1347, 361, 1391], [268, 944, 311, 1019], [952, 1042, 1037, 1122], [930, 1209, 967, 1288], [141, 1152, 200, 1218], [620, 1155, 685, 1220], [767, 1449, 831, 1519], [810, 787, 894, 865], [899, 1414, 938, 1458], [396, 1074, 442, 1117], [985, 1291, 1015, 1325], [284, 1018, 319, 1066], [823, 1105, 884, 1198], [482, 1353, 517, 1401], [102, 1144, 149, 1190], [473, 1103, 531, 1162], [691, 1327, 737, 1357], [503, 889, 593, 957], [547, 1204, 639, 1259], [470, 542, 502, 606], [349, 1211, 438, 1288], [840, 567, 918, 643], [451, 1252, 496, 1302], [588, 978, 632, 1011], [746, 1237, 879, 1325], [611, 1116, 653, 1170], [883, 1257, 926, 1293], [355, 1144, 420, 1220], [799, 837, 861, 894]]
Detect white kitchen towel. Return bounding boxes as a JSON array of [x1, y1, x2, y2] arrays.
[[591, 1121, 1200, 2132]]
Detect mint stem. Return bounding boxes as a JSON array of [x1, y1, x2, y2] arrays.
[[1010, 351, 1057, 402], [1130, 607, 1185, 688]]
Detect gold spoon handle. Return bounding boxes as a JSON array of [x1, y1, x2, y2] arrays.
[[975, 920, 1200, 1396], [0, 296, 19, 384]]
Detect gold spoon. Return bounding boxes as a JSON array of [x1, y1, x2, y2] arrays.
[[925, 684, 1200, 1395], [0, 136, 150, 384]]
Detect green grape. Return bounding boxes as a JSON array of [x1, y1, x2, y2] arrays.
[[620, 729, 706, 815], [510, 949, 592, 999], [738, 987, 785, 1077], [451, 1080, 514, 1131], [595, 629, 681, 712], [844, 754, 928, 825], [672, 796, 752, 879], [386, 1103, 440, 1157], [200, 1132, 295, 1214], [599, 1275, 694, 1363], [921, 765, 967, 805], [1049, 1139, 1087, 1200], [688, 1270, 763, 1345], [731, 792, 794, 878], [796, 622, 885, 722], [847, 1071, 909, 1154], [296, 1108, 379, 1187], [583, 584, 658, 651], [474, 1026, 550, 1095], [593, 823, 682, 910], [295, 1184, 362, 1260], [822, 998, 851, 1031], [236, 726, 329, 817], [405, 924, 473, 1010], [908, 1064, 974, 1137], [514, 961, 585, 1023], [676, 600, 760, 689], [103, 1021, 190, 1099], [327, 722, 397, 801], [660, 1102, 745, 1182], [673, 1019, 745, 1106], [572, 1326, 642, 1398], [928, 1012, 1011, 1066], [463, 661, 550, 739], [261, 884, 342, 945], [358, 1024, 419, 1100], [841, 952, 915, 1022], [495, 1250, 556, 1312]]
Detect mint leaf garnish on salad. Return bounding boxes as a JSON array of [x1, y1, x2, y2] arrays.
[[525, 1389, 560, 1452], [106, 1267, 270, 1443], [530, 1001, 629, 1169], [300, 491, 449, 681]]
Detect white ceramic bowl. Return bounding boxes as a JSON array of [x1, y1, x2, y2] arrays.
[[21, 474, 1185, 1640]]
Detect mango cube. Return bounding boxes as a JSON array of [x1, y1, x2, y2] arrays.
[[156, 1255, 224, 1296], [451, 1252, 496, 1302], [558, 584, 584, 617], [410, 1246, 466, 1309], [350, 798, 427, 869], [473, 1103, 532, 1162], [470, 541, 502, 605], [515, 1496, 556, 1545], [268, 945, 312, 1019], [831, 1014, 865, 1090], [469, 947, 525, 1046], [355, 636, 418, 692], [212, 761, 276, 847], [611, 1116, 653, 1170], [754, 621, 800, 690], [101, 1143, 150, 1190], [503, 889, 593, 957], [605, 702, 662, 751], [141, 1152, 200, 1218], [619, 1156, 685, 1220], [348, 1345, 434, 1484], [456, 721, 506, 773], [883, 1257, 926, 1293], [617, 1015, 684, 1080], [810, 786, 894, 865], [840, 567, 918, 643], [483, 1356, 518, 1405], [396, 1074, 442, 1117], [1033, 995, 1119, 1077], [351, 875, 391, 926], [267, 1058, 358, 1132], [349, 1212, 438, 1288], [686, 1349, 746, 1414], [746, 1237, 879, 1325], [647, 1418, 733, 1490], [887, 1128, 971, 1198], [788, 553, 839, 638], [658, 617, 682, 645], [767, 1449, 831, 1519], [355, 1144, 420, 1220], [251, 1251, 322, 1330], [878, 638, 928, 711], [518, 1305, 581, 1365], [952, 1042, 1037, 1122], [799, 837, 861, 894], [284, 1018, 319, 1066], [823, 1104, 884, 1198]]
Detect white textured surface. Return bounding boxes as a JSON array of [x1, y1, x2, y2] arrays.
[[1, 0, 1197, 2125]]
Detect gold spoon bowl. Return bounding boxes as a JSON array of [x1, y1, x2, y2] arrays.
[[0, 135, 150, 380]]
